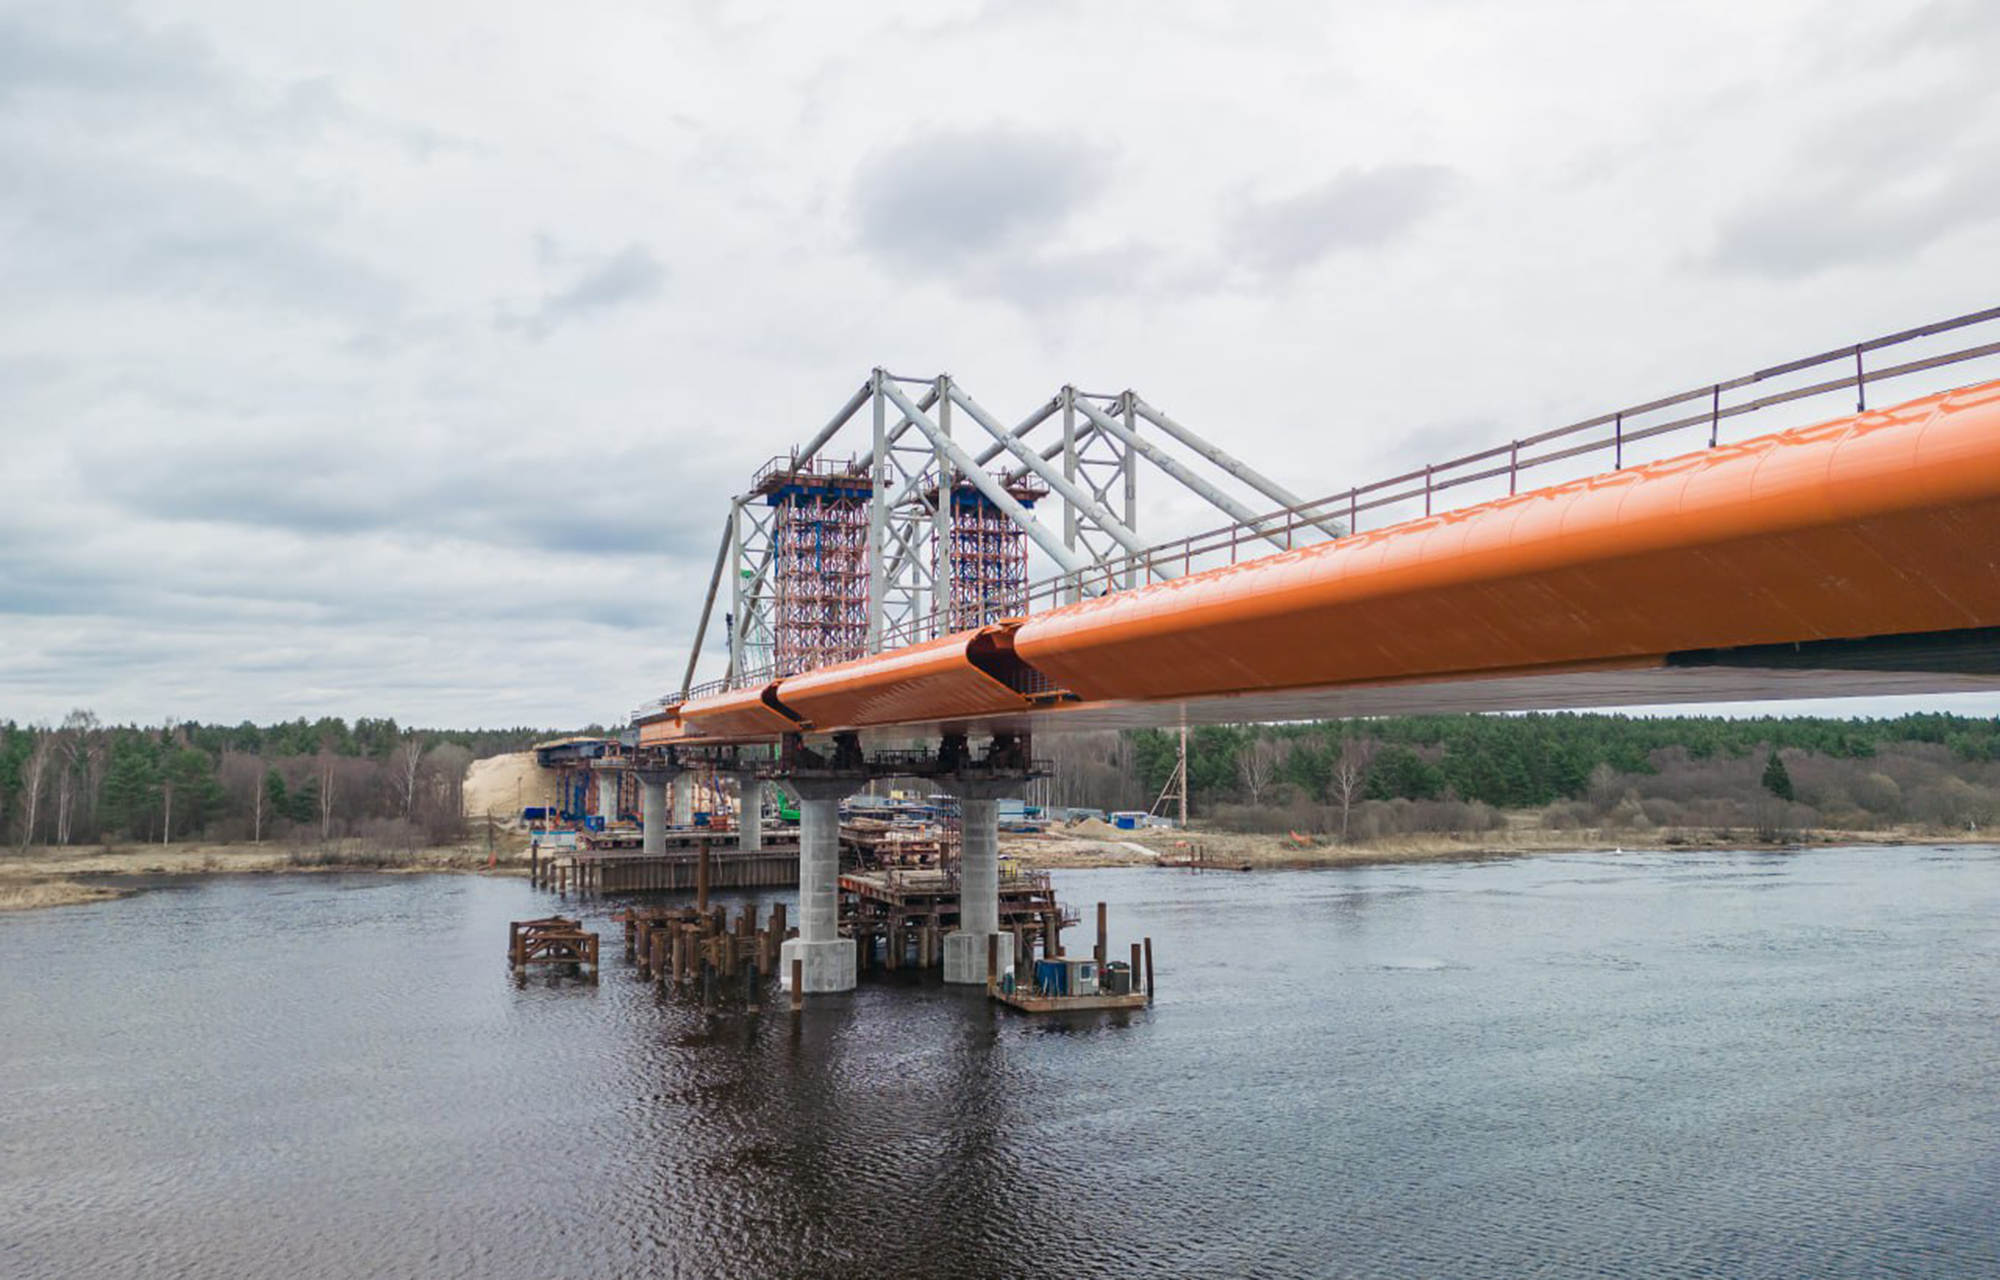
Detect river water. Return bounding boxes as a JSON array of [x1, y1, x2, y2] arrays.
[[2, 845, 1995, 1279]]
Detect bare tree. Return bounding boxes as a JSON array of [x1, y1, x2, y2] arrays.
[[316, 748, 337, 842], [16, 728, 56, 850], [54, 709, 100, 846], [219, 752, 269, 844], [392, 736, 427, 818], [420, 743, 474, 843], [1328, 738, 1378, 843], [1237, 734, 1287, 808]]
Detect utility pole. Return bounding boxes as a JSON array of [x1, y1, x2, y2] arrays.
[[1178, 725, 1189, 829], [1151, 724, 1189, 827]]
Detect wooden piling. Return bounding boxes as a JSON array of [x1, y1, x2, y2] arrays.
[[1095, 901, 1108, 966], [695, 837, 711, 912], [1143, 936, 1154, 1001], [790, 958, 803, 1012], [1130, 941, 1142, 985], [987, 932, 999, 992]]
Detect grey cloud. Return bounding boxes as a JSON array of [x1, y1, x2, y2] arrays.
[[68, 422, 718, 563], [1705, 89, 2000, 279], [0, 6, 220, 104], [1227, 164, 1457, 275], [495, 242, 666, 340], [1707, 168, 2000, 279], [852, 125, 1111, 267], [0, 138, 400, 317], [848, 125, 1172, 308]]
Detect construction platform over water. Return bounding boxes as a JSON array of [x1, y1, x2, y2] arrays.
[[843, 866, 1074, 971]]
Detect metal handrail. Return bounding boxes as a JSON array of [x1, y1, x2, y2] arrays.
[[663, 306, 2000, 704]]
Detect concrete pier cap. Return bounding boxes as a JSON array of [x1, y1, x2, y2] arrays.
[[940, 777, 1019, 986]]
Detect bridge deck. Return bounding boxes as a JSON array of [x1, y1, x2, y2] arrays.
[[653, 376, 2000, 743]]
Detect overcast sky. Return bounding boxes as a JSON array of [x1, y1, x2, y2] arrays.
[[3, 0, 1997, 729]]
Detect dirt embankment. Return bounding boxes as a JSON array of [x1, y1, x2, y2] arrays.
[[463, 752, 559, 820]]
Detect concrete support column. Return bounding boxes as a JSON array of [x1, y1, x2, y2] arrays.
[[736, 773, 763, 851], [596, 768, 618, 823], [641, 775, 666, 856], [944, 786, 1015, 984], [779, 780, 857, 993], [671, 770, 696, 825]]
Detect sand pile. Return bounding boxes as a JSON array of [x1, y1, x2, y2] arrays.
[[463, 752, 558, 820], [1064, 817, 1125, 839]]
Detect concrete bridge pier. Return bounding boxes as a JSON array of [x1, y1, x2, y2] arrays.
[[736, 772, 763, 851], [595, 764, 620, 825], [638, 771, 668, 856], [779, 778, 857, 994], [943, 781, 1015, 985], [672, 770, 696, 825]]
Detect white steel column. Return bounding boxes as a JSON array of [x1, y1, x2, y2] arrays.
[[1121, 394, 1139, 589], [641, 775, 666, 856], [933, 374, 953, 638], [943, 785, 1014, 984], [780, 781, 858, 993], [867, 370, 888, 653]]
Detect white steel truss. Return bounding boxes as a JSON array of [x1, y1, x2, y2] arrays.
[[675, 368, 1338, 697]]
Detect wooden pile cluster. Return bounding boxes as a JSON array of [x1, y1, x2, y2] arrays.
[[622, 902, 795, 1002], [508, 916, 600, 976]]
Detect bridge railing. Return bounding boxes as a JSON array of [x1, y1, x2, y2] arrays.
[[665, 304, 2000, 706], [970, 303, 2000, 626]]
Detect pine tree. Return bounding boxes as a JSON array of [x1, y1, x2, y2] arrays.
[[1761, 750, 1795, 801], [263, 769, 290, 828]]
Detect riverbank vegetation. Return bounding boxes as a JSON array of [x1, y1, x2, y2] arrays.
[[1114, 713, 2000, 844], [4, 711, 1995, 872], [0, 713, 570, 851]]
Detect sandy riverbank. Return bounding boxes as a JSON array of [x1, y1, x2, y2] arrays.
[[2, 824, 1984, 913], [0, 837, 534, 912], [1001, 822, 1990, 872]]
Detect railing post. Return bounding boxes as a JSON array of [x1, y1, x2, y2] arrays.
[[1509, 441, 1519, 495], [1348, 487, 1358, 534], [1614, 411, 1624, 470], [1423, 465, 1432, 516], [1710, 385, 1720, 448], [1855, 344, 1867, 412]]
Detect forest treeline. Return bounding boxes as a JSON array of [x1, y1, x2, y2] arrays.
[[1093, 712, 2000, 841], [0, 714, 568, 849], [7, 709, 1998, 850]]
